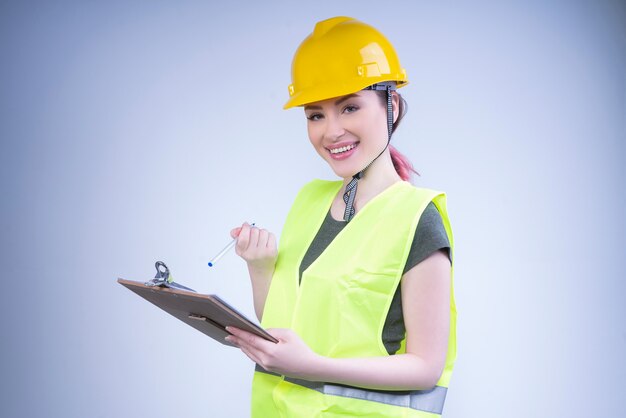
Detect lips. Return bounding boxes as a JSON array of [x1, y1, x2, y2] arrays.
[[326, 141, 359, 160], [329, 143, 357, 154]]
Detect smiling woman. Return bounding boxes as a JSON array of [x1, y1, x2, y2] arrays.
[[304, 91, 396, 179], [227, 16, 457, 417], [304, 90, 411, 179]]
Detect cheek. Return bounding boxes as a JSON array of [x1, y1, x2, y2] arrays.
[[362, 110, 389, 139], [307, 123, 323, 148]]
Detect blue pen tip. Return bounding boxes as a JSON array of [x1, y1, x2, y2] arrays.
[[208, 262, 213, 267]]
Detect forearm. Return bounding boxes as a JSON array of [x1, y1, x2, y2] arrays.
[[248, 264, 273, 321], [230, 222, 277, 321], [226, 327, 444, 391], [306, 353, 443, 391]]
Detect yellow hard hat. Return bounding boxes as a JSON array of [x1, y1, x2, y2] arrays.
[[284, 16, 408, 109]]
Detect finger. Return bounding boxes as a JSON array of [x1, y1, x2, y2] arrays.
[[227, 326, 254, 340], [227, 334, 257, 358], [249, 226, 260, 249], [229, 327, 272, 351], [258, 229, 269, 248], [230, 227, 242, 239], [226, 326, 241, 337], [267, 232, 277, 250], [236, 223, 251, 253], [224, 336, 240, 348], [240, 331, 264, 350]]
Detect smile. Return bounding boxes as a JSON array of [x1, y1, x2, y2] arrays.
[[328, 143, 358, 154]]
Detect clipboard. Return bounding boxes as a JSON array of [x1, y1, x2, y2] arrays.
[[118, 278, 278, 345]]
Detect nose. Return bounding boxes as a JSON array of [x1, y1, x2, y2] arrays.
[[323, 114, 346, 142]]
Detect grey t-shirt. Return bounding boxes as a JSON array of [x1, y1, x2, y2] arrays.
[[298, 201, 451, 354]]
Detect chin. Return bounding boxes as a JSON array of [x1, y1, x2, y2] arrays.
[[321, 151, 366, 179], [329, 164, 359, 180]]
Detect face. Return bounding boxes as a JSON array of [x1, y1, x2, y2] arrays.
[[304, 90, 395, 179]]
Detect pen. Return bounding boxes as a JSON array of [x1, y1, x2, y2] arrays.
[[208, 223, 255, 267]]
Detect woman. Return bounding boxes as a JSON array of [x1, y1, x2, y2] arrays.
[[225, 16, 456, 417]]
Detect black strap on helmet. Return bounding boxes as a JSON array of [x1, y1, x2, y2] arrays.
[[342, 82, 395, 222]]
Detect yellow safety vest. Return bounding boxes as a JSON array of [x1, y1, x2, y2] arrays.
[[252, 179, 456, 417]]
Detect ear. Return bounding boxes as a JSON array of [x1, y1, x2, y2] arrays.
[[391, 91, 400, 124]]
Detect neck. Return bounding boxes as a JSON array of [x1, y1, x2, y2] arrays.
[[342, 151, 402, 205]]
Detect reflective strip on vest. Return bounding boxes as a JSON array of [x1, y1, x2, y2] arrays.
[[255, 366, 448, 415], [282, 375, 447, 415]]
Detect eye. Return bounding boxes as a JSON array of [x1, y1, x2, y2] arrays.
[[343, 104, 359, 114], [306, 113, 324, 121]]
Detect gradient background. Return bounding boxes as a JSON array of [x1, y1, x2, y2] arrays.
[[1, 1, 625, 417]]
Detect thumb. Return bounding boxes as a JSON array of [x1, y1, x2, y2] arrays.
[[230, 227, 242, 239]]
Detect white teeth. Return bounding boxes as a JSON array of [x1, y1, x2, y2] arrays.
[[329, 144, 356, 154]]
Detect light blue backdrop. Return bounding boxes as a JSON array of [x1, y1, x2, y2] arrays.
[[1, 0, 624, 417]]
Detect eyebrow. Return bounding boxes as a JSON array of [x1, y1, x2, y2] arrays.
[[304, 94, 360, 111]]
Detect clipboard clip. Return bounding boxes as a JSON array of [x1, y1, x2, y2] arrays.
[[144, 261, 196, 292]]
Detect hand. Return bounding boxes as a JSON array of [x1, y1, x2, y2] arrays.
[[225, 327, 322, 380], [230, 222, 277, 277]]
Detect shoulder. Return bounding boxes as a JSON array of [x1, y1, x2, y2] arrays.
[[405, 183, 446, 201], [421, 201, 444, 223], [403, 202, 452, 274], [400, 183, 454, 253], [406, 184, 450, 219], [387, 182, 447, 214], [416, 202, 449, 246]]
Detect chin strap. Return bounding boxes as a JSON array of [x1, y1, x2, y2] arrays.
[[342, 83, 395, 222]]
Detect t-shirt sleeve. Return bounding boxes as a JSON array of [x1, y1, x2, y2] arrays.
[[402, 201, 451, 275]]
